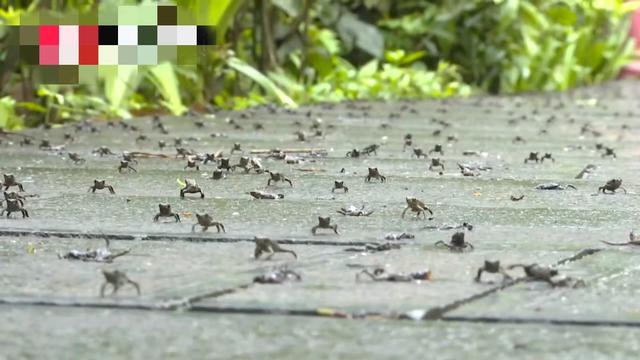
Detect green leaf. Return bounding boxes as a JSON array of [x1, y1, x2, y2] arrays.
[[227, 57, 297, 108], [271, 0, 302, 17], [336, 10, 384, 58], [147, 62, 188, 116]]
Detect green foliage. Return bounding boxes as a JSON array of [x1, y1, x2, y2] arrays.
[[147, 63, 188, 116], [0, 96, 24, 130], [380, 0, 636, 93], [0, 0, 635, 126]]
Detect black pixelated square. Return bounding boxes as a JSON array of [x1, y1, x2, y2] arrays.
[[99, 25, 118, 45], [197, 26, 215, 45], [20, 45, 39, 65], [158, 6, 177, 25]]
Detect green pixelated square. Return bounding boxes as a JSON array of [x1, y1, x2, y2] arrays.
[[40, 10, 60, 25], [138, 5, 157, 26], [157, 46, 176, 63], [138, 26, 157, 45], [118, 5, 137, 25], [79, 65, 98, 83], [59, 11, 78, 25], [177, 45, 196, 65], [79, 10, 98, 25], [20, 12, 39, 26], [177, 8, 195, 25], [99, 6, 118, 25], [118, 45, 137, 65], [20, 26, 39, 45], [38, 66, 58, 83]]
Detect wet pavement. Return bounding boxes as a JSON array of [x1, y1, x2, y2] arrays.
[[1, 80, 640, 358]]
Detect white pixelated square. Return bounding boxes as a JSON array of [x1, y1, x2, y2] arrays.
[[157, 26, 177, 45], [118, 25, 138, 45], [176, 26, 196, 46], [59, 45, 79, 65], [99, 45, 118, 65], [59, 25, 78, 46]]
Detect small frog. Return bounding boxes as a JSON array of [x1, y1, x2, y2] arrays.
[[184, 158, 200, 171], [345, 243, 402, 253], [435, 232, 474, 252], [429, 144, 444, 156], [210, 169, 225, 180], [67, 152, 86, 165], [180, 178, 205, 198], [158, 140, 166, 150], [230, 142, 243, 154], [266, 171, 293, 187], [332, 181, 348, 193], [535, 183, 576, 190], [475, 260, 512, 283], [428, 158, 445, 171], [118, 160, 137, 173], [1, 199, 29, 218], [541, 153, 555, 163], [192, 213, 225, 232], [356, 267, 431, 282], [59, 239, 130, 263], [2, 174, 25, 192], [601, 146, 616, 158], [524, 152, 539, 164], [412, 148, 428, 159], [506, 263, 584, 288], [510, 195, 525, 201], [218, 158, 232, 172], [89, 179, 115, 194], [311, 217, 339, 235], [249, 190, 284, 200], [93, 146, 114, 157], [384, 232, 415, 240], [512, 136, 526, 144], [403, 134, 413, 152], [402, 197, 433, 219], [599, 178, 626, 194], [346, 149, 361, 158], [364, 167, 386, 183], [175, 147, 195, 158], [337, 205, 373, 217], [153, 204, 180, 222], [253, 267, 301, 284], [362, 144, 380, 155], [232, 157, 251, 172], [254, 237, 297, 259], [121, 152, 138, 164], [100, 270, 141, 297]]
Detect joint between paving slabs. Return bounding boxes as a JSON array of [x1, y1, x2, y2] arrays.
[[0, 229, 377, 247], [421, 247, 604, 320]]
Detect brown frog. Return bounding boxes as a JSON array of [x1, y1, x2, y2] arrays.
[[254, 238, 297, 259], [192, 213, 225, 232], [153, 204, 180, 222], [89, 179, 115, 194], [180, 179, 205, 198], [311, 217, 339, 235], [435, 232, 474, 252], [364, 167, 386, 183], [402, 197, 433, 219], [100, 270, 141, 297]]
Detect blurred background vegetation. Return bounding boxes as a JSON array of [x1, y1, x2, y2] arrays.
[[0, 0, 638, 129]]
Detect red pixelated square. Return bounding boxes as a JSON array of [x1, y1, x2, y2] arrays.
[[39, 45, 58, 65], [39, 25, 59, 45], [79, 45, 98, 65], [79, 26, 98, 45]]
